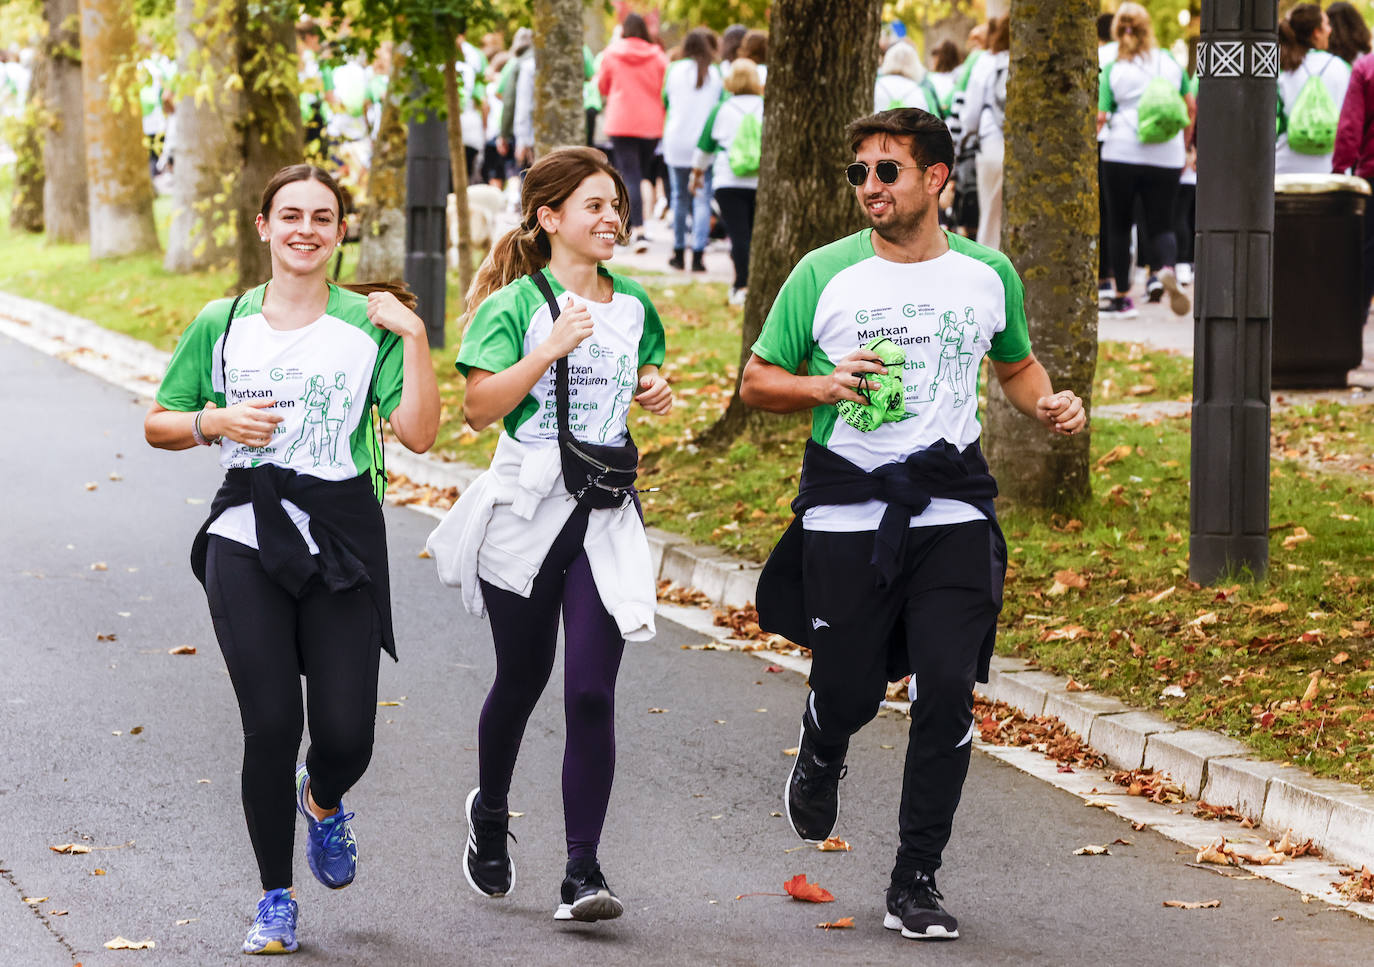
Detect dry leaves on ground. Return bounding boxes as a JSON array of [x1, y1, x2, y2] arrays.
[[168, 645, 196, 655], [384, 473, 459, 511], [816, 837, 851, 852], [973, 697, 1106, 770], [104, 937, 155, 950], [816, 916, 855, 929], [656, 580, 711, 608], [1074, 845, 1111, 855], [1192, 801, 1254, 826], [783, 874, 835, 903], [1163, 899, 1221, 910], [1333, 865, 1374, 903], [1196, 837, 1286, 867], [1111, 769, 1186, 805], [50, 844, 92, 854]]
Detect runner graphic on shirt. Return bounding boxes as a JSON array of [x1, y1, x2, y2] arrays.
[[323, 371, 353, 463], [597, 353, 638, 442], [285, 374, 331, 466], [954, 307, 980, 409], [931, 310, 966, 406]]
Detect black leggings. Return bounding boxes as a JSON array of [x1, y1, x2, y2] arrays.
[[714, 186, 757, 289], [800, 522, 999, 880], [1173, 183, 1196, 265], [205, 536, 382, 891], [475, 508, 626, 863], [1101, 160, 1181, 294], [609, 135, 659, 229]]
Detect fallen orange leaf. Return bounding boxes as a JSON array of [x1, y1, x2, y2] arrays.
[[816, 916, 854, 929], [784, 873, 834, 903], [1163, 899, 1220, 909], [817, 837, 851, 852]]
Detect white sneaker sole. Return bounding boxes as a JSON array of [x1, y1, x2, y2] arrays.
[[883, 912, 960, 940], [783, 723, 837, 844], [463, 787, 514, 898], [554, 890, 624, 922]]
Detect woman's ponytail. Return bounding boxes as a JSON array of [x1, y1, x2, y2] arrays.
[[1280, 4, 1323, 72], [460, 221, 550, 331]]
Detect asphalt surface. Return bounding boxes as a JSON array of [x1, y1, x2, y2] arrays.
[[4, 333, 1374, 967]]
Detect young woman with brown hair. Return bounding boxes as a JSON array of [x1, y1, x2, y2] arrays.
[[430, 145, 671, 924], [145, 164, 439, 954]]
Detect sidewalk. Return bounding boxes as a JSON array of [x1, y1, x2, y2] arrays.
[[3, 277, 1372, 912]]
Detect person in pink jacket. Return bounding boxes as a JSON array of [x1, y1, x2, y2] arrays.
[[597, 13, 669, 251], [1332, 50, 1374, 311]]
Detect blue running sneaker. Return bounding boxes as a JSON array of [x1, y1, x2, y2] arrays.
[[241, 888, 298, 955], [295, 763, 357, 889]]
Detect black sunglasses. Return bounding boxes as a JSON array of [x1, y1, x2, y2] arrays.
[[845, 160, 927, 187]]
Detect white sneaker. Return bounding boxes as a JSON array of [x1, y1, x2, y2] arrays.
[[728, 286, 747, 307], [1175, 263, 1194, 286]]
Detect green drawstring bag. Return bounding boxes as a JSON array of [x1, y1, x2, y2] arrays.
[[836, 338, 912, 432], [1136, 75, 1190, 143], [1287, 63, 1339, 155]]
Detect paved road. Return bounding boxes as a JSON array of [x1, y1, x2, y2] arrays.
[[4, 334, 1374, 966]]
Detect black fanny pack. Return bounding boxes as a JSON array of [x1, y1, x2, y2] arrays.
[[529, 271, 639, 509]]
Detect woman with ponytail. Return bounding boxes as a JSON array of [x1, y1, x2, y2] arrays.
[[432, 146, 671, 925], [1276, 3, 1350, 174], [145, 164, 439, 954]]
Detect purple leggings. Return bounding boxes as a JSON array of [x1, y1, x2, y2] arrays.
[[476, 508, 626, 862]]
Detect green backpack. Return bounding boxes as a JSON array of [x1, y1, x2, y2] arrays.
[[727, 105, 762, 177], [1135, 54, 1190, 144], [1286, 60, 1339, 155]]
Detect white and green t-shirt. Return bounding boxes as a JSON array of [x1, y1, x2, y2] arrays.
[[456, 267, 666, 445], [752, 229, 1031, 533], [156, 284, 403, 552]]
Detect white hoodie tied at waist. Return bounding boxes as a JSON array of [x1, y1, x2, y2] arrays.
[[425, 433, 657, 641]]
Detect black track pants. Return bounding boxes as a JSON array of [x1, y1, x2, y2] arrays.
[[800, 521, 999, 879], [1101, 159, 1181, 293], [205, 536, 382, 891]]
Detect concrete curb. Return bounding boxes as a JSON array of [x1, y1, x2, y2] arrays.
[[4, 287, 1372, 875]]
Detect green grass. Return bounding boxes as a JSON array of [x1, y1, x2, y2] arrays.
[[3, 176, 1371, 786]]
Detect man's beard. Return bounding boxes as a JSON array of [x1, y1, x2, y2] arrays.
[[867, 194, 929, 245]]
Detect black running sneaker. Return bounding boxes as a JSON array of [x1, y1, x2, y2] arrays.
[[883, 870, 959, 940], [554, 863, 624, 922], [464, 788, 515, 897], [783, 718, 847, 843]]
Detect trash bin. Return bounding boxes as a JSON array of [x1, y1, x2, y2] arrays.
[[1272, 174, 1369, 388]]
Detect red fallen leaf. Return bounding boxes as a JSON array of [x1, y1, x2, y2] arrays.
[[765, 665, 784, 673], [1057, 764, 1075, 773], [1259, 711, 1276, 728], [784, 874, 834, 903], [816, 916, 855, 929]]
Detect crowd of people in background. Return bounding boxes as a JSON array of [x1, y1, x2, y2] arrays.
[[7, 5, 1374, 319]]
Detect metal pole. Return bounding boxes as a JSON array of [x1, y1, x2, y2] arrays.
[[404, 112, 449, 349], [1189, 0, 1276, 583]]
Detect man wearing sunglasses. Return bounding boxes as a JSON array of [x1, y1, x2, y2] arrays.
[[741, 108, 1085, 944]]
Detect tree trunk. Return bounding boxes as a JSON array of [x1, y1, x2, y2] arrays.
[[354, 51, 407, 283], [9, 50, 48, 233], [164, 0, 240, 273], [705, 0, 884, 445], [79, 0, 160, 258], [443, 54, 474, 315], [43, 0, 88, 243], [983, 0, 1097, 510], [532, 0, 584, 153], [233, 6, 304, 291]]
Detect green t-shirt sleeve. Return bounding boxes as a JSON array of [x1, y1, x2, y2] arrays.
[[155, 301, 232, 411], [455, 285, 529, 378], [751, 259, 819, 373], [583, 45, 595, 80], [988, 263, 1031, 363], [374, 332, 405, 419], [629, 283, 666, 367], [1099, 62, 1116, 113], [696, 101, 724, 154]]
